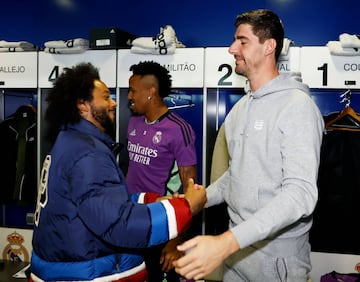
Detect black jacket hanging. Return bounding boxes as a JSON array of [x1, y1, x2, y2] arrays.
[[0, 105, 37, 205], [310, 112, 360, 255]]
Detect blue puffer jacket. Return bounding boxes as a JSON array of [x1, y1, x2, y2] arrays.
[[31, 119, 192, 281]]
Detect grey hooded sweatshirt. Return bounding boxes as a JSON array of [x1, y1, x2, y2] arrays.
[[206, 72, 324, 250]]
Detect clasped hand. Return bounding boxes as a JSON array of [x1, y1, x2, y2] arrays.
[[156, 178, 206, 216]]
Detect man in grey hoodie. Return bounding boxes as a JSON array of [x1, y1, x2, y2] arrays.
[[174, 9, 324, 282]]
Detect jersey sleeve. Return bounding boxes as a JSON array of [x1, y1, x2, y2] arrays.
[[168, 113, 197, 167]]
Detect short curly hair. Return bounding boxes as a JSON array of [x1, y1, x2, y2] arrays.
[[45, 62, 100, 133], [129, 61, 172, 98]]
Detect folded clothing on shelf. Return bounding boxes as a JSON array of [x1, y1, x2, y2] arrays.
[[339, 33, 360, 48], [0, 40, 38, 51], [44, 46, 88, 54], [43, 38, 89, 54], [327, 33, 360, 56], [131, 44, 176, 55], [130, 25, 185, 55], [327, 40, 360, 56], [44, 38, 89, 48], [279, 38, 294, 61]]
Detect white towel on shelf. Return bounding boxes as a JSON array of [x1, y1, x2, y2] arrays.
[[0, 40, 36, 49], [130, 44, 176, 55], [44, 46, 88, 54], [339, 33, 360, 48], [132, 36, 174, 48], [160, 25, 185, 48], [327, 40, 360, 56], [131, 25, 185, 50], [0, 46, 38, 52], [279, 38, 294, 61], [44, 38, 89, 48]]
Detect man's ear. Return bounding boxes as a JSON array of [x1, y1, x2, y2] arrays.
[[77, 99, 89, 113], [146, 85, 157, 100], [265, 38, 276, 56], [150, 85, 158, 97]]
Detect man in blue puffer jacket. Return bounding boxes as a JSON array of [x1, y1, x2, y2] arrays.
[[30, 62, 206, 282]]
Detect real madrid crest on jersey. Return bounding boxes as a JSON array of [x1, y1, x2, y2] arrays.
[[152, 131, 162, 144], [2, 231, 29, 262]]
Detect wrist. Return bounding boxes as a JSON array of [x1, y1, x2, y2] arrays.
[[220, 230, 240, 257], [184, 197, 194, 215]]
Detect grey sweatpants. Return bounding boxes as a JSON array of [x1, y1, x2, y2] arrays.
[[223, 233, 311, 282]]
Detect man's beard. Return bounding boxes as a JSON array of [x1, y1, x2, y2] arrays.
[[91, 106, 116, 139]]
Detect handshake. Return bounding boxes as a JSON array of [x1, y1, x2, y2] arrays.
[[157, 178, 207, 216]]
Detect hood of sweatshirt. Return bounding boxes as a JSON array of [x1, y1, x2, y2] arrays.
[[233, 71, 312, 138], [245, 72, 309, 98]]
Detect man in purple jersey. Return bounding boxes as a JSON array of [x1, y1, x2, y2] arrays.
[[127, 61, 198, 282]]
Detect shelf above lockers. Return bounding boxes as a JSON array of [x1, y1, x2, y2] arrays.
[[0, 52, 38, 88], [204, 47, 301, 88], [0, 46, 357, 91], [277, 46, 301, 73], [38, 50, 117, 88], [0, 51, 38, 121], [117, 48, 205, 88], [300, 46, 360, 89], [204, 47, 247, 88]]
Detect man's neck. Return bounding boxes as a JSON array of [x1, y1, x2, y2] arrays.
[[145, 105, 168, 123], [248, 66, 279, 93]]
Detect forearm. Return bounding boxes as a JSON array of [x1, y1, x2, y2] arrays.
[[179, 165, 197, 192], [206, 169, 230, 207]]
